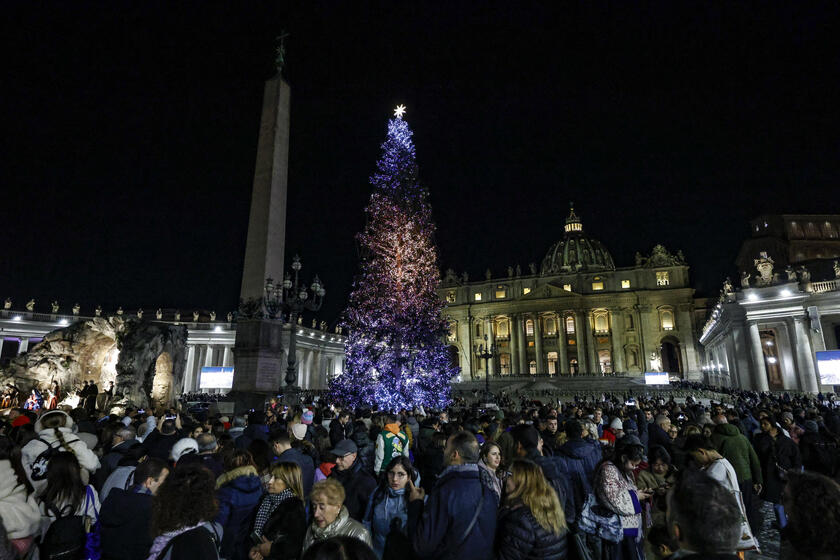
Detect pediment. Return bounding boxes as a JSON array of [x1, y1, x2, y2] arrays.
[[520, 283, 584, 300]]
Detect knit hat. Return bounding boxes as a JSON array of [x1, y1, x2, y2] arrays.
[[291, 423, 307, 441], [302, 410, 314, 425], [610, 417, 624, 430], [782, 412, 794, 422], [170, 437, 199, 462]]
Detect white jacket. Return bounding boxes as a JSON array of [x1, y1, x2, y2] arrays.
[[0, 460, 40, 539], [21, 427, 101, 494]]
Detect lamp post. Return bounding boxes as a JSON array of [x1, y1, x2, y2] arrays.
[[474, 333, 496, 403], [277, 255, 326, 390]]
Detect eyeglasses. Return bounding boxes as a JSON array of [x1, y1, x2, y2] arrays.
[[387, 471, 407, 478]]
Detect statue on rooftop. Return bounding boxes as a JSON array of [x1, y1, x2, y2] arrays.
[[156, 309, 163, 320], [227, 312, 233, 322], [3, 298, 10, 310], [740, 271, 750, 288], [95, 306, 102, 317], [209, 311, 216, 321], [192, 311, 199, 322], [25, 299, 35, 311], [137, 309, 143, 319], [51, 301, 59, 313], [72, 303, 80, 316]]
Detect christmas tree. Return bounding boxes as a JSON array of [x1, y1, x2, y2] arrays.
[[330, 106, 456, 411]]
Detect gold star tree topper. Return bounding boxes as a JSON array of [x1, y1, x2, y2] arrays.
[[393, 104, 406, 119]]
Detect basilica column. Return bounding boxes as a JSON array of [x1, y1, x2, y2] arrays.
[[586, 312, 598, 374], [485, 317, 496, 378], [574, 311, 587, 373], [510, 314, 521, 375], [183, 345, 197, 393], [458, 319, 473, 379], [610, 309, 626, 373], [556, 312, 569, 374], [533, 313, 545, 373], [793, 316, 819, 392], [746, 322, 770, 392], [222, 346, 233, 367], [516, 315, 528, 374], [18, 337, 28, 355]]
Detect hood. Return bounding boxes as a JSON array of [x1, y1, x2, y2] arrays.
[[99, 488, 152, 527], [0, 459, 26, 498], [716, 423, 742, 437], [34, 410, 74, 433], [216, 465, 261, 490]]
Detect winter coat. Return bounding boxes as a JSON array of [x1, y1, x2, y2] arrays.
[[351, 426, 376, 473], [329, 419, 354, 447], [100, 487, 154, 560], [416, 447, 444, 492], [0, 459, 40, 540], [215, 466, 265, 560], [647, 424, 672, 456], [753, 431, 801, 503], [21, 427, 101, 495], [494, 502, 568, 560], [710, 424, 762, 485], [594, 462, 642, 536], [558, 437, 602, 483], [142, 429, 181, 461], [100, 465, 137, 501], [799, 430, 838, 477], [235, 424, 269, 450], [96, 439, 141, 489], [705, 458, 759, 552], [39, 485, 100, 539], [408, 463, 498, 560], [363, 486, 409, 559], [374, 430, 409, 475], [261, 496, 306, 560], [524, 449, 577, 524], [276, 447, 315, 498], [330, 459, 377, 521], [302, 506, 371, 552]]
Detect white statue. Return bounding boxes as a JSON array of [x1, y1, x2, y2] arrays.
[[507, 266, 514, 278], [226, 311, 233, 322], [740, 271, 750, 288], [155, 308, 162, 320], [95, 305, 102, 317], [799, 266, 811, 282], [320, 320, 327, 331], [209, 311, 216, 321], [786, 266, 797, 282], [485, 268, 492, 280], [722, 277, 733, 294], [51, 301, 59, 313], [311, 318, 317, 328], [25, 299, 35, 311], [297, 315, 303, 325], [116, 307, 123, 316], [3, 298, 10, 310], [72, 303, 80, 315], [137, 309, 143, 319], [754, 251, 775, 286], [174, 311, 181, 322], [834, 260, 840, 279], [192, 311, 199, 322], [649, 351, 662, 372], [335, 325, 340, 334]]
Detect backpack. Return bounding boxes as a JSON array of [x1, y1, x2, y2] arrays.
[[31, 436, 80, 481], [40, 486, 100, 560]]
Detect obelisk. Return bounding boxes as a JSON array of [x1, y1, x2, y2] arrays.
[[232, 71, 291, 403]]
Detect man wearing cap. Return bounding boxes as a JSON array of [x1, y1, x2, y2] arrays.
[[329, 438, 376, 521], [271, 431, 314, 497]]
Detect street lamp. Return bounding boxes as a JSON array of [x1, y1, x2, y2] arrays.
[[474, 333, 497, 403], [278, 255, 326, 389]]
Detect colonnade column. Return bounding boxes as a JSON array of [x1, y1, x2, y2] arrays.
[[533, 313, 545, 373], [516, 315, 528, 374], [746, 322, 770, 392], [510, 314, 521, 375], [183, 345, 197, 393], [556, 312, 569, 374], [793, 316, 819, 392], [222, 346, 233, 367], [610, 309, 625, 373], [485, 317, 496, 378], [18, 337, 28, 354], [586, 312, 598, 373], [458, 319, 473, 380], [574, 311, 587, 373]]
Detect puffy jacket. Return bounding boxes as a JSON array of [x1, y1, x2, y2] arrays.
[[408, 463, 498, 560], [215, 466, 265, 560], [21, 427, 101, 494], [495, 502, 568, 560], [331, 459, 377, 521], [302, 506, 371, 552], [276, 447, 315, 498], [99, 487, 153, 560], [558, 437, 602, 482], [364, 486, 409, 558], [710, 424, 762, 485], [0, 459, 40, 540]]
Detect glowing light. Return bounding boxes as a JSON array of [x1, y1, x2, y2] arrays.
[[780, 289, 792, 297], [213, 326, 223, 333], [12, 316, 21, 322], [59, 319, 68, 326], [768, 357, 778, 364], [393, 104, 406, 119], [747, 293, 759, 301]]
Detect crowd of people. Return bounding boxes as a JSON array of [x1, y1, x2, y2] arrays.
[[0, 382, 837, 560]]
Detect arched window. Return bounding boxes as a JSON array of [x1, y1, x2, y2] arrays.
[[525, 319, 534, 336], [805, 222, 821, 238], [475, 322, 482, 337], [547, 351, 558, 375], [565, 316, 575, 334], [789, 221, 804, 238], [594, 312, 609, 334], [499, 353, 511, 375], [529, 360, 537, 374], [659, 308, 675, 331], [545, 318, 556, 336], [497, 319, 509, 338], [823, 222, 838, 239]]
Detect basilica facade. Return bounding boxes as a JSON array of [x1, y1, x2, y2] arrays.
[[438, 208, 704, 381]]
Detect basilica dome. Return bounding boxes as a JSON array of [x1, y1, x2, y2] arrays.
[[540, 206, 616, 275]]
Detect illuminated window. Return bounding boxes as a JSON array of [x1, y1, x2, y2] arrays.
[[523, 287, 531, 295], [446, 290, 456, 303], [565, 316, 575, 334], [499, 353, 511, 375], [545, 318, 556, 336], [525, 319, 534, 336], [528, 341, 534, 347], [621, 279, 631, 289], [495, 286, 507, 299], [594, 313, 609, 333], [529, 360, 537, 374], [592, 282, 604, 291], [497, 319, 509, 337], [659, 308, 675, 331], [656, 272, 670, 286], [474, 293, 482, 301], [563, 284, 572, 292], [547, 352, 558, 374]]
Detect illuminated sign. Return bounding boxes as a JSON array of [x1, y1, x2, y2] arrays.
[[644, 372, 670, 385], [816, 351, 840, 385], [199, 366, 234, 389]]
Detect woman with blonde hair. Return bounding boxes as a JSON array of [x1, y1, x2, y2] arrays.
[[249, 462, 307, 560], [303, 479, 370, 552], [495, 459, 568, 559]]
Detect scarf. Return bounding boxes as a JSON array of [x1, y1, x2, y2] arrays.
[[384, 423, 401, 435], [253, 489, 295, 536], [146, 522, 204, 560]]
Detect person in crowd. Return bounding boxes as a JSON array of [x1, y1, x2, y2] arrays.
[[363, 456, 417, 559], [196, 432, 224, 477], [148, 463, 223, 560], [753, 416, 801, 529], [216, 449, 264, 560], [236, 412, 269, 450], [646, 524, 678, 560], [417, 432, 446, 492], [329, 439, 376, 521], [249, 462, 307, 560], [21, 410, 100, 493], [248, 439, 274, 486], [593, 435, 651, 560], [329, 411, 354, 448], [100, 457, 169, 560], [272, 432, 315, 498], [601, 417, 623, 446], [477, 440, 504, 498], [558, 419, 602, 481], [351, 419, 376, 473], [798, 419, 838, 477], [648, 415, 673, 455], [665, 470, 743, 559], [0, 437, 40, 557], [301, 536, 377, 560], [374, 414, 409, 476], [494, 458, 568, 559], [170, 437, 200, 467], [709, 413, 763, 532], [782, 470, 840, 560], [408, 431, 498, 560], [96, 425, 140, 488], [143, 416, 183, 461], [100, 444, 148, 500], [38, 452, 100, 542], [635, 445, 677, 528], [540, 415, 564, 456], [303, 479, 371, 552], [682, 436, 758, 552], [229, 416, 247, 440]]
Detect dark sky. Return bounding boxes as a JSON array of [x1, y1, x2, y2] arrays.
[[3, 2, 840, 326]]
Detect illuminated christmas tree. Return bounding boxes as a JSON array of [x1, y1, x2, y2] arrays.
[[330, 105, 456, 411]]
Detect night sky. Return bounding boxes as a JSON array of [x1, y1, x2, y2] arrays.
[[3, 3, 840, 326]]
